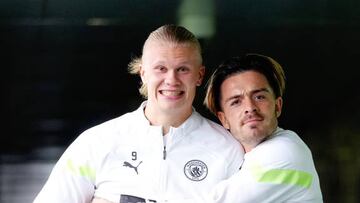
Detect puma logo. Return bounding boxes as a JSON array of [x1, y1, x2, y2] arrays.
[[123, 161, 143, 174]]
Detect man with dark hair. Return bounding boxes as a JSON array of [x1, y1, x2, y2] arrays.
[[203, 54, 322, 202]]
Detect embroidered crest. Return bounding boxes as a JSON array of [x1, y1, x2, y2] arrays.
[[184, 160, 208, 181]]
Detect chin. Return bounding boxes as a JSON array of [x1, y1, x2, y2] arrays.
[[161, 103, 186, 112], [243, 128, 265, 138]]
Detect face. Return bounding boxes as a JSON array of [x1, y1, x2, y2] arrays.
[[140, 41, 205, 116], [217, 71, 282, 152]]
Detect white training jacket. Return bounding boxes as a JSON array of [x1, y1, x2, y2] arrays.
[[165, 127, 323, 203], [34, 102, 244, 203]]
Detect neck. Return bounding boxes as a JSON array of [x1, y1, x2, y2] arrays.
[[243, 144, 256, 153], [242, 129, 277, 153], [144, 105, 192, 135]]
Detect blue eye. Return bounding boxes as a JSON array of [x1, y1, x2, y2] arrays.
[[155, 66, 166, 72]]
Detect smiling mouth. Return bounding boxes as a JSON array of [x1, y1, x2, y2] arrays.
[[160, 90, 184, 97]]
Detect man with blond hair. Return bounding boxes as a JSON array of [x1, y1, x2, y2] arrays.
[[34, 25, 243, 203]]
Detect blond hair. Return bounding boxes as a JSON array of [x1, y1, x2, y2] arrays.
[[128, 24, 202, 98]]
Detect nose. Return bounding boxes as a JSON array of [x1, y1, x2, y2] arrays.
[[244, 97, 258, 114], [164, 70, 180, 86]]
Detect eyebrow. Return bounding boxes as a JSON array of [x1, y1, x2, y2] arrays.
[[151, 60, 195, 67], [252, 88, 270, 94], [224, 88, 270, 104]]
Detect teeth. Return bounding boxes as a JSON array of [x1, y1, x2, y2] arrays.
[[161, 90, 182, 96]]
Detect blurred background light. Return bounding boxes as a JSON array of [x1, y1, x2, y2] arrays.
[[177, 0, 216, 39]]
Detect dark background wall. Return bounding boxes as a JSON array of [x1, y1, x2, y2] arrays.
[[1, 0, 360, 202]]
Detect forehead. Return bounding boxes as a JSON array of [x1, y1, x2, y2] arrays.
[[142, 40, 201, 64], [221, 71, 272, 95]]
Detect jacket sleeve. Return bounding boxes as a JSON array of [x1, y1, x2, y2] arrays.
[[210, 139, 322, 203], [211, 162, 315, 202], [33, 132, 97, 203]]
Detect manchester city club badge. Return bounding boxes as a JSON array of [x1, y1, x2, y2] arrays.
[[184, 160, 208, 181]]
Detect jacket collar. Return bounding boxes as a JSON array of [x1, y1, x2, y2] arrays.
[[136, 101, 202, 138]]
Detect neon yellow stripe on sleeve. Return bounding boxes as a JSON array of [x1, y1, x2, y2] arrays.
[[250, 162, 313, 188], [67, 159, 96, 182]]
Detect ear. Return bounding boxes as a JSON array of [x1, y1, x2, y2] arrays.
[[139, 64, 146, 84], [275, 97, 283, 118], [217, 111, 230, 130], [196, 66, 205, 86]]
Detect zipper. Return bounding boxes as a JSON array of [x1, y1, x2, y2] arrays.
[[239, 158, 245, 170], [163, 146, 167, 160]]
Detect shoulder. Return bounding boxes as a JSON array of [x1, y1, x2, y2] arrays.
[[80, 107, 142, 140], [249, 128, 313, 169], [59, 108, 144, 163], [66, 107, 144, 156], [260, 128, 309, 152], [271, 128, 310, 154], [190, 112, 244, 155], [193, 112, 236, 142]]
